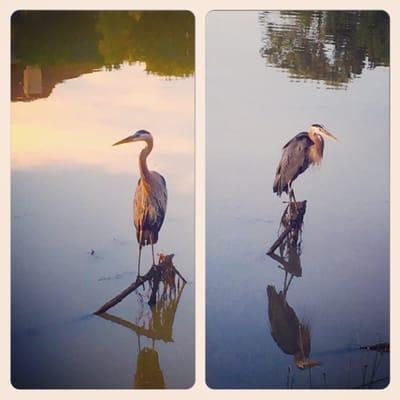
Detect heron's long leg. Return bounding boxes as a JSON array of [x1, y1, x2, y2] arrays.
[[137, 229, 144, 277], [290, 189, 297, 204], [283, 271, 288, 301], [288, 184, 299, 217], [137, 245, 142, 277], [286, 274, 295, 295], [150, 235, 155, 265], [287, 183, 294, 221], [299, 323, 305, 360]]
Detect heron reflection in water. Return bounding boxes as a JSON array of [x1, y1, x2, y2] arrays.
[[266, 206, 320, 378], [273, 124, 338, 205], [98, 270, 186, 389], [113, 130, 167, 276], [267, 284, 320, 371]]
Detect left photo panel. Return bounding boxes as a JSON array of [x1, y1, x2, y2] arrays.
[[11, 10, 195, 389]]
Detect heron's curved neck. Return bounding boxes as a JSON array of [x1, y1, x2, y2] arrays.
[[308, 133, 324, 164], [139, 139, 153, 182]]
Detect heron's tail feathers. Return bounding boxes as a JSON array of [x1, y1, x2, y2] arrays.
[[273, 174, 289, 196]]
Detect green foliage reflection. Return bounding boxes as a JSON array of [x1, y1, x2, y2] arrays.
[[259, 11, 389, 88], [96, 11, 194, 77], [11, 10, 194, 101], [12, 10, 194, 76]]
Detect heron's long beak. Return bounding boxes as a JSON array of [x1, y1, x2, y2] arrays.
[[112, 135, 136, 146], [321, 129, 339, 142]]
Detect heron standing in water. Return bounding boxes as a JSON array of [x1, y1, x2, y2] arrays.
[[113, 130, 167, 276], [273, 124, 338, 203]]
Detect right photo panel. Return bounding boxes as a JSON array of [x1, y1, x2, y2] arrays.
[[206, 10, 389, 389]]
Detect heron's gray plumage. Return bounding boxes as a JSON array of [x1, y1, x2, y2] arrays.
[[273, 132, 315, 196], [272, 124, 336, 198], [273, 124, 338, 196]]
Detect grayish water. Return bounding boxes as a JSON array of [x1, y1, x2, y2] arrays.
[[11, 11, 194, 389], [206, 11, 389, 389]]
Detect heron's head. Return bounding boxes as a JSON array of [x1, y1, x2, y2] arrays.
[[112, 129, 153, 146], [308, 124, 338, 142]]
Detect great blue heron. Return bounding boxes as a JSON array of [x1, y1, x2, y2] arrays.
[[113, 130, 167, 276], [273, 124, 338, 203]]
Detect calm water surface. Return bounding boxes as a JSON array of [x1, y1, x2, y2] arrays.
[[11, 11, 194, 389], [206, 11, 389, 389]]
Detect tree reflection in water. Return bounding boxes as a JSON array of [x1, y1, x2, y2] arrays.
[[11, 11, 194, 101], [259, 11, 389, 88]]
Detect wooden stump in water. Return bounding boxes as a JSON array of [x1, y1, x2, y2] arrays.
[[267, 201, 307, 255], [94, 253, 186, 314]]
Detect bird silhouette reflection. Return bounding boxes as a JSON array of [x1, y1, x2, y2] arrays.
[[266, 205, 320, 373], [98, 274, 185, 389]]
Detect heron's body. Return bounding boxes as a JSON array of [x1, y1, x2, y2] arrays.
[[113, 129, 167, 274], [134, 172, 167, 246], [273, 124, 337, 198]]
